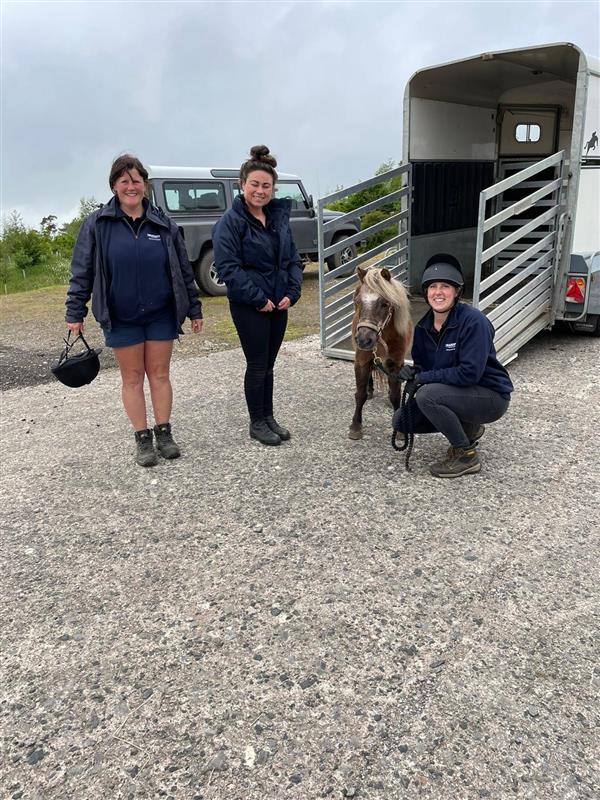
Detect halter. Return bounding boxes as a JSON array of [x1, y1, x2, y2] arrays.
[[356, 306, 393, 350]]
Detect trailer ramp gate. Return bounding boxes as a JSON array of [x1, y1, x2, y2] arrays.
[[473, 151, 566, 364], [317, 163, 412, 360]]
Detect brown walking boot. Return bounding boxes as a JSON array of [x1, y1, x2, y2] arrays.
[[429, 446, 481, 478]]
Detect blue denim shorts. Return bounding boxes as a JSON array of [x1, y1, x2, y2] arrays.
[[104, 309, 178, 349]]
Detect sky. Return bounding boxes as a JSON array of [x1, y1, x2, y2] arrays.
[[2, 0, 599, 229]]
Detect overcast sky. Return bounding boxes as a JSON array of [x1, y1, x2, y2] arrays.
[[2, 0, 599, 228]]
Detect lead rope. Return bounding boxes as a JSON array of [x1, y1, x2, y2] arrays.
[[391, 383, 415, 472]]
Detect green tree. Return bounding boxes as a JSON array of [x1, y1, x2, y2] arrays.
[[40, 214, 58, 238], [55, 197, 99, 255], [327, 159, 403, 250]]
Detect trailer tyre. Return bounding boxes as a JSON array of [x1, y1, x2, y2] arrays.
[[326, 234, 357, 277], [196, 248, 226, 296]]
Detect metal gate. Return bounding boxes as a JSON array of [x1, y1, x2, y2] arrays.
[[473, 150, 566, 364], [317, 163, 412, 359]]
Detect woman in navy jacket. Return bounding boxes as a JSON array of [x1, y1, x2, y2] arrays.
[[393, 254, 513, 478], [65, 154, 203, 467], [213, 145, 304, 446]]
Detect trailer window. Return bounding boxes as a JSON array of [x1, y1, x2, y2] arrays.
[[515, 123, 541, 143]]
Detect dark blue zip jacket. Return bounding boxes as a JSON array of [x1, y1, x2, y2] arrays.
[[65, 196, 202, 331], [412, 303, 514, 398], [212, 196, 303, 308]]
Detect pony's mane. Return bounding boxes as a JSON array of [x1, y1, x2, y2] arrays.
[[361, 268, 411, 336]]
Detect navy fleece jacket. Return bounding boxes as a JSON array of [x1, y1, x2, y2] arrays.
[[412, 303, 514, 398], [212, 196, 303, 308]]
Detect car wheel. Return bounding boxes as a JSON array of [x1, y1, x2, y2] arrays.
[[196, 248, 226, 296], [326, 234, 357, 276]]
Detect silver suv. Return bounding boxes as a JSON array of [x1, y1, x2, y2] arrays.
[[148, 166, 361, 295]]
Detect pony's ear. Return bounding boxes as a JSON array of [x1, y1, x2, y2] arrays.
[[381, 267, 392, 281], [356, 266, 367, 283]]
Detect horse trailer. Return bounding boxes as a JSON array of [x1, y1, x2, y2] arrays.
[[318, 42, 600, 363]]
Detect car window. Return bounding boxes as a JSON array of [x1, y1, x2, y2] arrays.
[[163, 182, 226, 212], [276, 182, 309, 210]]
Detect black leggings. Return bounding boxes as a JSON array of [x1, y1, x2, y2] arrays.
[[229, 301, 288, 421], [393, 383, 510, 449]]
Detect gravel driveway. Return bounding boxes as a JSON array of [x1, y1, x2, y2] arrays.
[[1, 330, 599, 800]]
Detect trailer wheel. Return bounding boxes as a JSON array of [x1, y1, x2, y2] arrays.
[[196, 248, 226, 296], [326, 234, 357, 277]]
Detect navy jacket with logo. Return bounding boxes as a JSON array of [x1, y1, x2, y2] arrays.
[[212, 196, 303, 308], [66, 196, 202, 331], [412, 303, 514, 398]]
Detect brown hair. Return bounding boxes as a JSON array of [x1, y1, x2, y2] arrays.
[[109, 154, 149, 190], [239, 145, 278, 184]]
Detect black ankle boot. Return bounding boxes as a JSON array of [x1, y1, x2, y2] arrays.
[[134, 428, 158, 467], [250, 419, 281, 446], [265, 415, 291, 441], [153, 423, 181, 459]]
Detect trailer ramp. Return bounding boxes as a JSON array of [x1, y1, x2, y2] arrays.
[[473, 151, 566, 364], [317, 164, 412, 360]]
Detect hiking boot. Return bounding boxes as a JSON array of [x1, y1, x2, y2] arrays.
[[134, 428, 158, 467], [250, 419, 281, 446], [429, 446, 481, 478], [462, 422, 485, 445], [153, 423, 181, 459], [265, 415, 291, 441]]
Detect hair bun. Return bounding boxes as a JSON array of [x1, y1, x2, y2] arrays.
[[250, 144, 277, 169]]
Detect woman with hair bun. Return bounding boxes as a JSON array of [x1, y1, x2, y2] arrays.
[[213, 145, 304, 445]]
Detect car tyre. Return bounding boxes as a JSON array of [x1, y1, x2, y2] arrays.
[[196, 248, 226, 296], [326, 234, 357, 277]]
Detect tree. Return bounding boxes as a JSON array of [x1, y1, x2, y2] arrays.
[[326, 159, 404, 251], [40, 215, 58, 238], [55, 196, 100, 255]]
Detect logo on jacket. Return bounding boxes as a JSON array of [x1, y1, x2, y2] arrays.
[[147, 233, 161, 241], [445, 341, 457, 351]]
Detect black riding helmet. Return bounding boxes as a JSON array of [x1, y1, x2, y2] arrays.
[[421, 253, 464, 304], [51, 333, 102, 388]]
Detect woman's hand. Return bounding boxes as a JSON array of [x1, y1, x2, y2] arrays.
[[67, 322, 84, 336], [277, 296, 291, 310], [259, 300, 276, 312], [191, 318, 203, 333]]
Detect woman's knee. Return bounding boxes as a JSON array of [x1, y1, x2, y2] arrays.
[[120, 367, 145, 391], [415, 383, 440, 411]]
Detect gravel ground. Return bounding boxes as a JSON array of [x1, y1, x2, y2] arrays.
[[1, 330, 599, 800]]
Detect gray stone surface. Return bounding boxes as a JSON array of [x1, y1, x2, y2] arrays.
[[1, 330, 599, 800]]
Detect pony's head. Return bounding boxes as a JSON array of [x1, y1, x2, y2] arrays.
[[353, 266, 411, 351]]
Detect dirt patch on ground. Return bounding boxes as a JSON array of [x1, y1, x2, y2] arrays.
[[0, 267, 322, 391]]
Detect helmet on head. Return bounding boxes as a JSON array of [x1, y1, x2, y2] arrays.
[[421, 254, 464, 303], [51, 333, 102, 388]]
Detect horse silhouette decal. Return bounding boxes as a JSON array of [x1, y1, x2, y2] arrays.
[[585, 130, 598, 156]]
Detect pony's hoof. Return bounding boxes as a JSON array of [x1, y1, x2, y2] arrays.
[[348, 428, 363, 440]]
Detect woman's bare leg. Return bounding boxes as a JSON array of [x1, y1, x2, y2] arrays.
[[114, 343, 147, 430], [145, 340, 174, 424]]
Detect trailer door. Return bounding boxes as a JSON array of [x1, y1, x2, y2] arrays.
[[472, 151, 566, 364]]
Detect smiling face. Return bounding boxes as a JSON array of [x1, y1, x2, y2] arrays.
[[112, 168, 146, 216], [240, 169, 274, 214], [426, 281, 460, 315]]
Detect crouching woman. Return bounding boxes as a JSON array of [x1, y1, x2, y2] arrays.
[[393, 254, 514, 478], [65, 154, 203, 467]]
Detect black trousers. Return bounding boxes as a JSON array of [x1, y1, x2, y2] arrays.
[[393, 383, 510, 449], [229, 301, 288, 421]]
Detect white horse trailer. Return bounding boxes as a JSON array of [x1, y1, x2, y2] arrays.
[[318, 42, 600, 362]]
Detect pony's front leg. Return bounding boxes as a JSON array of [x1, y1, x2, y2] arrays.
[[349, 357, 373, 440], [386, 360, 402, 411]]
